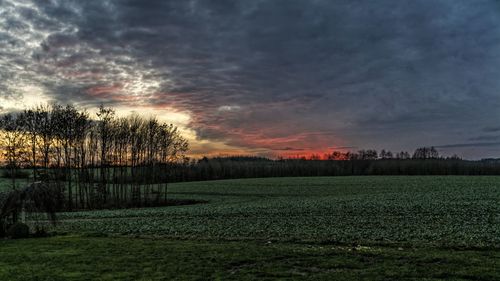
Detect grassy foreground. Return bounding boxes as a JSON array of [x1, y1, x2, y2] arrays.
[[0, 235, 498, 281], [1, 176, 499, 280]]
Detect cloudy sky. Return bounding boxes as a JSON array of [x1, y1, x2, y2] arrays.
[[1, 0, 500, 159]]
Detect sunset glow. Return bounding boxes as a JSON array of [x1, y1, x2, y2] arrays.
[[2, 0, 500, 159]]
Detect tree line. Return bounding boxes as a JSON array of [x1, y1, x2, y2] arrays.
[[0, 104, 188, 210], [305, 146, 444, 161], [165, 153, 500, 182]]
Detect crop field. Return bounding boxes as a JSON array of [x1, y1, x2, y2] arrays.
[[1, 176, 499, 280], [53, 176, 499, 247]]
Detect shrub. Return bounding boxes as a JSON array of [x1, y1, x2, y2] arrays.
[[6, 222, 30, 239], [0, 221, 6, 238], [33, 226, 48, 238]]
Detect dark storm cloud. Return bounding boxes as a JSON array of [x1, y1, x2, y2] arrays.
[[483, 126, 500, 133], [1, 0, 500, 158], [435, 142, 500, 149], [468, 135, 500, 142]]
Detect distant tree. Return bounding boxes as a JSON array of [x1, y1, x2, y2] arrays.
[[309, 154, 321, 160], [52, 104, 84, 210], [19, 108, 42, 181], [0, 114, 28, 189], [357, 149, 378, 160], [327, 151, 349, 160], [380, 149, 393, 159], [446, 154, 462, 160], [395, 151, 410, 159], [346, 151, 358, 160], [413, 147, 439, 159], [36, 105, 55, 171], [96, 104, 115, 204]]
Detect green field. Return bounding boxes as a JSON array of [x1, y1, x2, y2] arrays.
[[1, 176, 499, 280], [0, 176, 29, 191]]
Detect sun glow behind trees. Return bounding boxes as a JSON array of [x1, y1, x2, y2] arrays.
[[0, 104, 189, 210]]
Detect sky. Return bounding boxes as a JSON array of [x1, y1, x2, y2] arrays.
[[1, 0, 500, 159]]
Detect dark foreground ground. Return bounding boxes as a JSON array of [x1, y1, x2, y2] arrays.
[[0, 236, 498, 281], [0, 176, 498, 280]]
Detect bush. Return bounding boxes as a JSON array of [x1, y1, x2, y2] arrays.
[[33, 226, 48, 238], [6, 222, 30, 239], [0, 221, 6, 238]]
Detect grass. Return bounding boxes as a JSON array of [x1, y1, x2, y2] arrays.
[[0, 176, 29, 191], [53, 176, 499, 248], [0, 235, 498, 281], [1, 176, 499, 280]]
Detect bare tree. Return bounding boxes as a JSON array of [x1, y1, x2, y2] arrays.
[[0, 114, 29, 189], [413, 147, 439, 159], [0, 103, 189, 210]]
